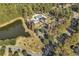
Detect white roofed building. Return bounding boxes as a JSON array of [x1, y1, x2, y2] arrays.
[[31, 14, 47, 24]]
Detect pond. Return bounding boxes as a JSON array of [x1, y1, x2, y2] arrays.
[[0, 19, 30, 39]]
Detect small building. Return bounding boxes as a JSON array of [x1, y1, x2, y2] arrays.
[[31, 14, 47, 24]]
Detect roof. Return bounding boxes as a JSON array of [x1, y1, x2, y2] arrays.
[[31, 14, 47, 24], [32, 14, 46, 18]]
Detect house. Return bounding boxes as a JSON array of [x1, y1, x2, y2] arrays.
[[31, 14, 47, 24]]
